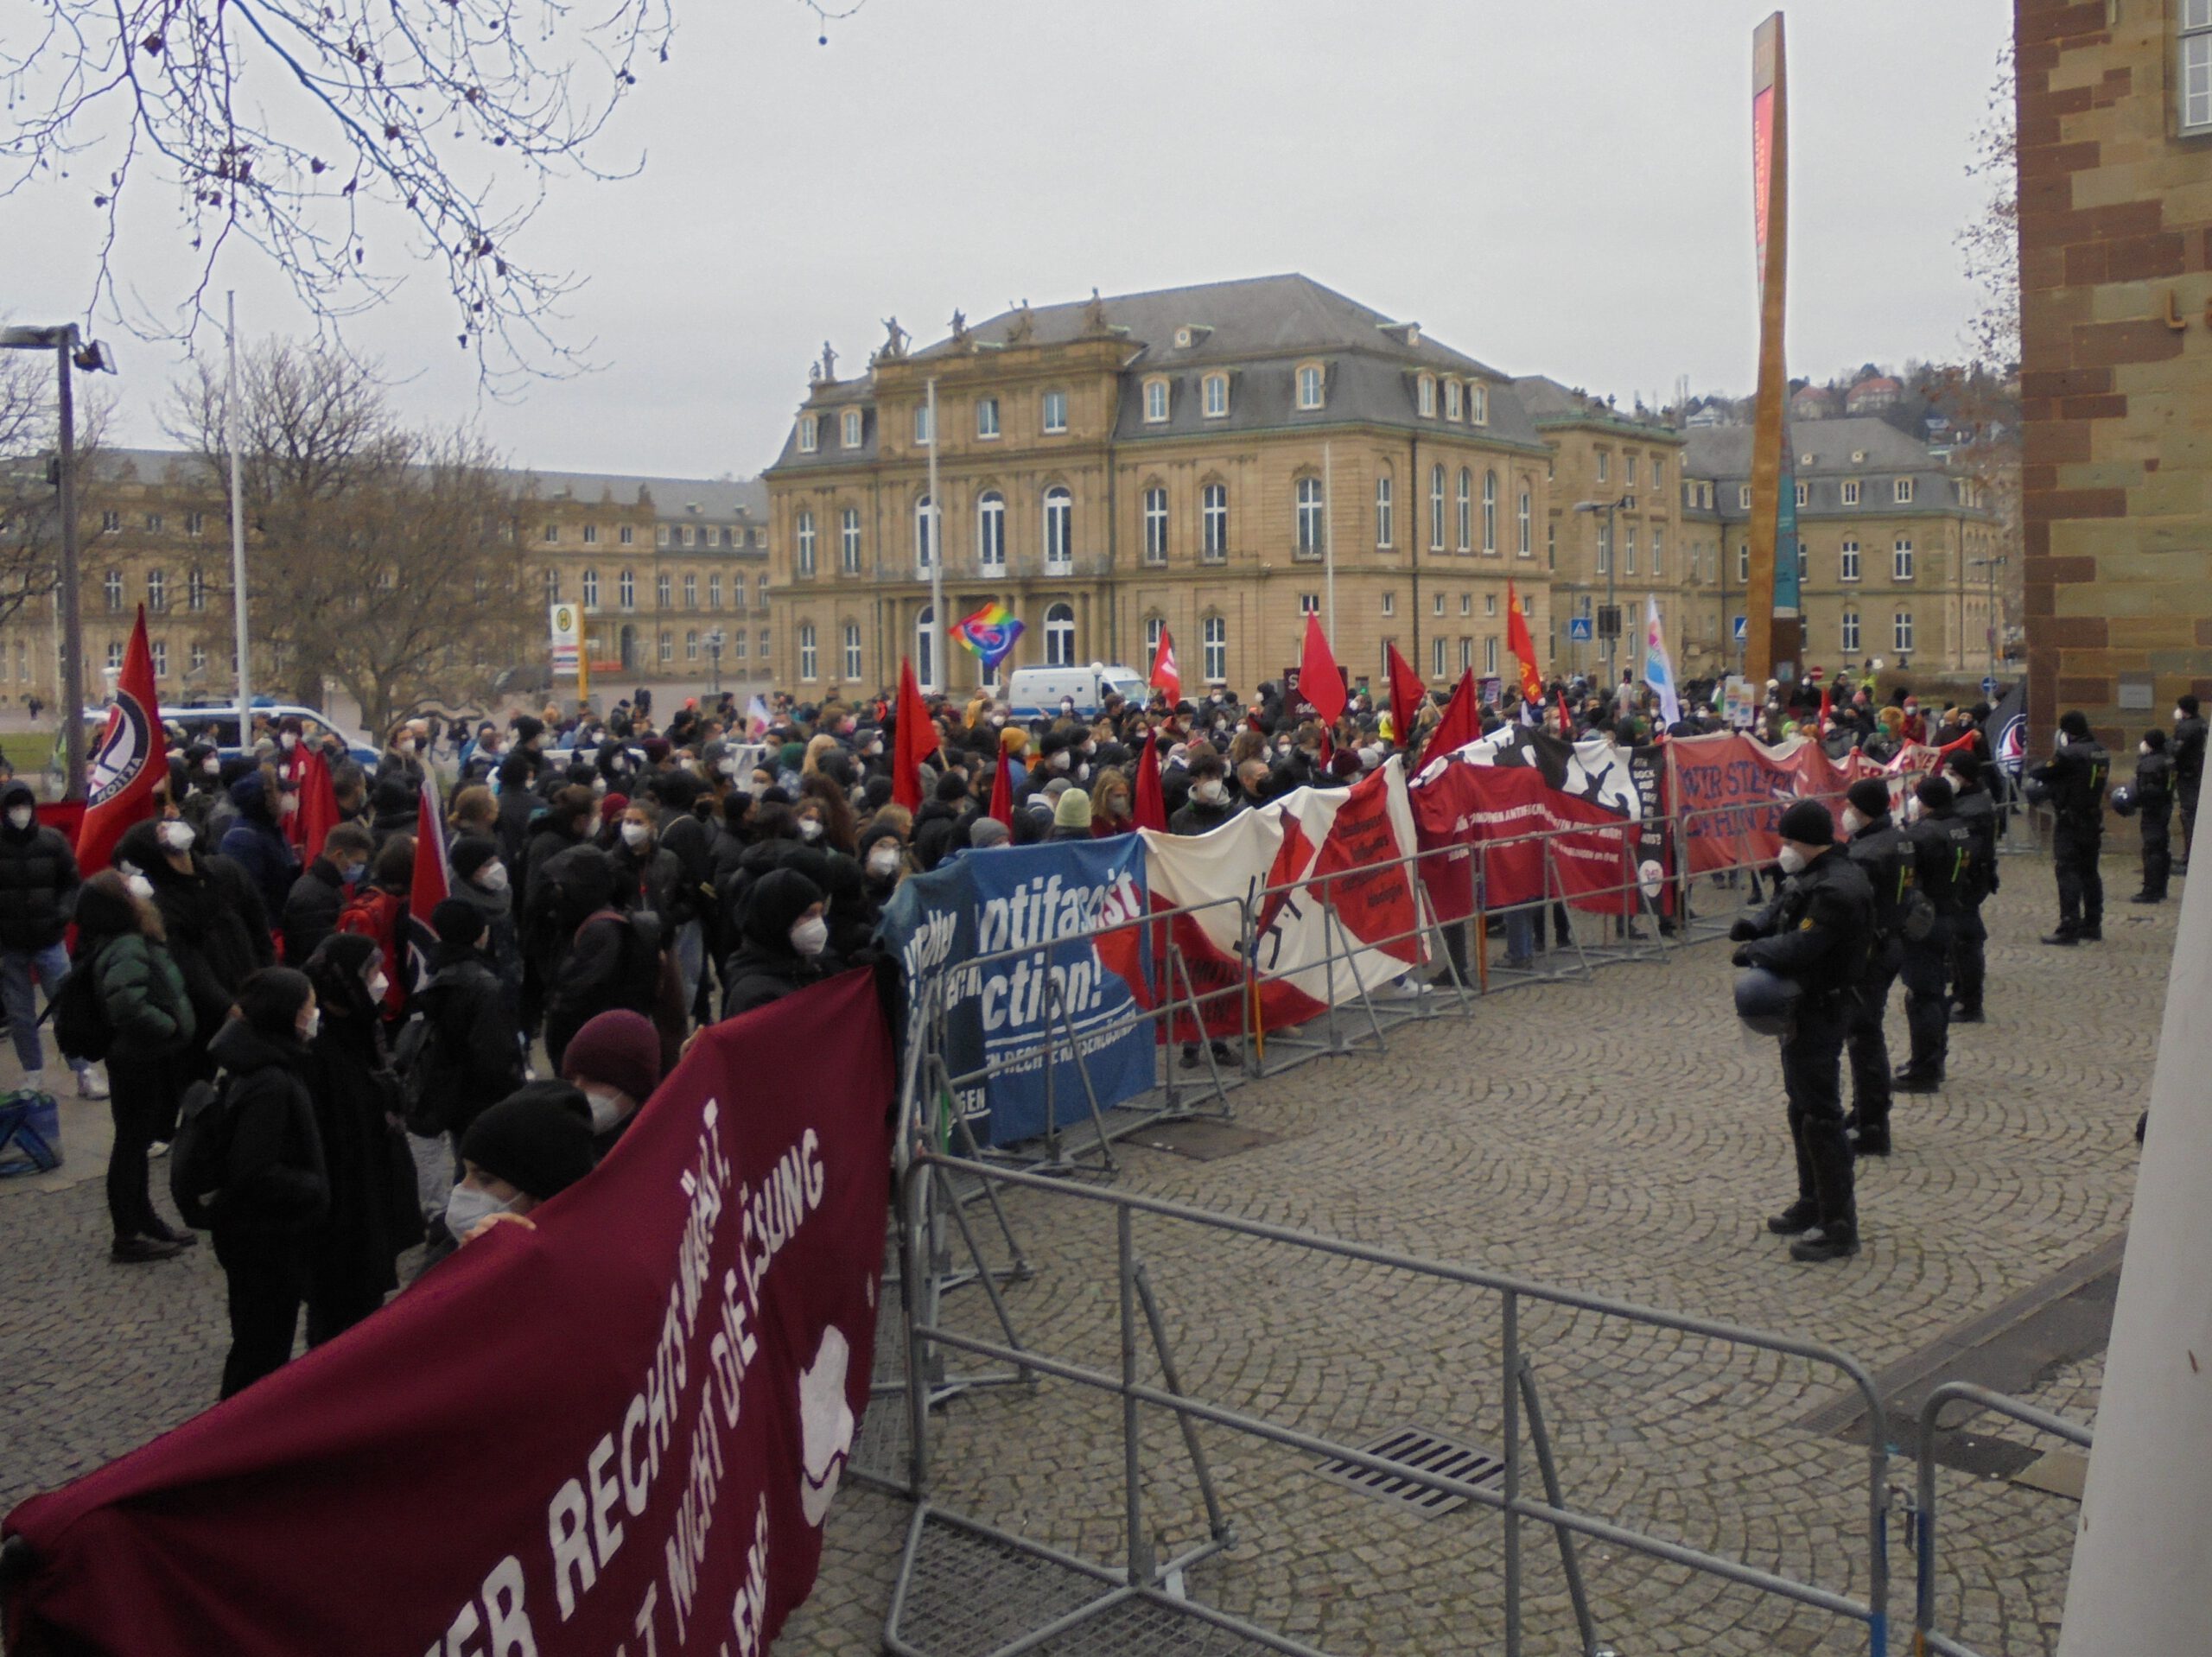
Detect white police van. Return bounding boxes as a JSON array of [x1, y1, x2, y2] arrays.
[[156, 702, 379, 768], [1005, 663, 1146, 721]]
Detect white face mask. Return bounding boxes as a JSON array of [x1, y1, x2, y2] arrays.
[[620, 821, 651, 849], [717, 756, 740, 777], [1777, 846, 1809, 875], [474, 860, 510, 892], [279, 793, 299, 818], [365, 971, 390, 1003], [156, 820, 196, 854], [592, 777, 608, 797], [297, 1006, 321, 1042], [444, 1181, 516, 1241], [397, 739, 416, 755], [798, 817, 824, 842], [2141, 743, 2152, 757], [1193, 779, 1228, 806], [582, 1084, 628, 1135], [5, 805, 31, 830], [790, 914, 830, 957], [1840, 806, 1866, 837], [280, 733, 297, 751], [201, 756, 220, 776], [867, 847, 901, 879]]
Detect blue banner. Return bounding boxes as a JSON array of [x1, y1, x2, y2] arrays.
[[880, 835, 1153, 1147]]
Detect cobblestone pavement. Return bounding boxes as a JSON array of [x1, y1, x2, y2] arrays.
[[1, 849, 2164, 1654]]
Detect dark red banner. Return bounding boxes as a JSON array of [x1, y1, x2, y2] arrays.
[[3, 970, 894, 1657], [1667, 733, 1846, 874], [1409, 761, 1642, 918]]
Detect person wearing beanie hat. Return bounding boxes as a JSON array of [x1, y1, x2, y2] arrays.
[[431, 896, 487, 951], [1727, 791, 1875, 1262], [1838, 774, 1915, 1157], [1891, 772, 1979, 1101], [1049, 786, 1093, 841], [448, 1082, 599, 1242], [968, 816, 1011, 850], [2128, 726, 2177, 905], [2026, 708, 2110, 945], [561, 1008, 663, 1152]]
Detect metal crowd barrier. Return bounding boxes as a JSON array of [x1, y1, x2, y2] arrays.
[[888, 1156, 1898, 1657], [1909, 1382, 2093, 1657]]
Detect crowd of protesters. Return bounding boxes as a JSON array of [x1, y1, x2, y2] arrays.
[[12, 658, 2189, 1381]]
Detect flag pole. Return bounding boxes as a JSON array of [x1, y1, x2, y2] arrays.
[[226, 292, 252, 753]]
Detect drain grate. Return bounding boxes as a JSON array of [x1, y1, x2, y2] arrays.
[[1313, 1426, 1503, 1516]]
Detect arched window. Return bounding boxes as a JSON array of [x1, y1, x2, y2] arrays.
[[842, 621, 862, 680], [1295, 476, 1325, 556], [1142, 486, 1168, 565], [1201, 483, 1228, 561], [1202, 614, 1227, 682], [795, 510, 816, 575], [1045, 601, 1076, 667], [914, 496, 935, 568], [1516, 486, 1531, 557], [841, 505, 862, 573], [798, 622, 817, 680], [1375, 474, 1394, 547], [1456, 468, 1471, 551], [1043, 486, 1072, 573], [1482, 470, 1497, 555], [1429, 465, 1446, 551], [915, 605, 936, 689], [618, 568, 636, 609], [582, 568, 600, 609], [977, 492, 1006, 573]]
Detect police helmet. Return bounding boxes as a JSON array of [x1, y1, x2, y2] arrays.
[[1734, 967, 1802, 1037], [2109, 783, 2138, 817]]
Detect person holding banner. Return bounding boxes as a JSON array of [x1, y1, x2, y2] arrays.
[[1731, 800, 1875, 1264]]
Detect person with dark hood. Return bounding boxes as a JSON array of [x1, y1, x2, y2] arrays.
[[446, 835, 522, 1009], [524, 784, 600, 914], [857, 814, 910, 905], [493, 750, 543, 869], [207, 968, 328, 1398], [721, 867, 827, 1019], [444, 1082, 598, 1245], [282, 822, 373, 967], [0, 778, 99, 1095], [644, 771, 715, 1008], [559, 1007, 663, 1158], [912, 771, 973, 872], [75, 871, 197, 1261], [817, 850, 877, 969], [408, 896, 527, 1170], [116, 812, 273, 1081], [540, 844, 660, 1071], [299, 933, 418, 1343], [217, 768, 302, 921], [367, 773, 420, 847]]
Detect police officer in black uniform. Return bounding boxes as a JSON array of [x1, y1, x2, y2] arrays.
[[2028, 710, 2109, 945], [2126, 728, 2175, 904], [1840, 778, 1913, 1157], [1732, 799, 1876, 1263], [2170, 695, 2203, 871], [1946, 754, 1999, 1022], [1897, 776, 1978, 1094]]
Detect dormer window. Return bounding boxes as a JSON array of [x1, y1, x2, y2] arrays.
[[1296, 364, 1325, 410], [1444, 379, 1463, 422], [1174, 327, 1192, 349], [798, 415, 819, 454], [841, 409, 862, 448], [1203, 373, 1229, 418], [1143, 378, 1170, 423], [1470, 383, 1488, 425], [1417, 375, 1436, 418]]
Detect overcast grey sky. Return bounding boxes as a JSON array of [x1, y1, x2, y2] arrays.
[[7, 0, 2011, 480]]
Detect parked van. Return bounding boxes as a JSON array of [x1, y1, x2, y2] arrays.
[[88, 701, 382, 768], [1005, 663, 1147, 721]]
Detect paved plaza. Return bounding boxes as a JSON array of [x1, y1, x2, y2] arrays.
[[0, 847, 2164, 1654]]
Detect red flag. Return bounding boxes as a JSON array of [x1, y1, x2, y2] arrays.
[[988, 744, 1014, 828], [76, 606, 168, 876], [1384, 643, 1425, 752], [1505, 581, 1544, 704], [289, 746, 341, 866], [402, 779, 450, 999], [1428, 668, 1483, 757], [1558, 695, 1575, 740], [1150, 627, 1181, 706], [1131, 729, 1167, 833], [1297, 614, 1346, 727], [891, 656, 938, 813], [1817, 685, 1833, 732]]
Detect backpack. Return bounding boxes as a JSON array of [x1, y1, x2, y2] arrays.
[[391, 997, 459, 1137], [168, 1076, 236, 1229], [577, 908, 664, 1013], [48, 949, 113, 1063]]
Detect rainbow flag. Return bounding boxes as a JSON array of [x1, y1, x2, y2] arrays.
[[950, 600, 1025, 672]]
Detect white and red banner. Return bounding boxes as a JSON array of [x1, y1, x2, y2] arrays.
[[3, 970, 895, 1657], [1140, 760, 1427, 1038]]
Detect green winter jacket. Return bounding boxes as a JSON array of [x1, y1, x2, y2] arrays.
[[90, 932, 197, 1057]]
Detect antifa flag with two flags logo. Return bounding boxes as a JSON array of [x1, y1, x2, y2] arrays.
[[76, 606, 167, 876]]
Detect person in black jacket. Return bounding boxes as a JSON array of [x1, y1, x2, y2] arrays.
[[2127, 728, 2176, 904], [539, 845, 658, 1070], [281, 822, 373, 967], [0, 778, 99, 1095], [2173, 695, 2206, 868], [1731, 799, 1875, 1263], [1946, 757, 2000, 1023], [412, 898, 529, 1146], [298, 933, 418, 1344], [720, 867, 825, 1019], [216, 768, 303, 924], [2027, 710, 2110, 945], [1167, 751, 1240, 836], [1840, 778, 1912, 1158], [115, 814, 274, 1085], [1896, 777, 1977, 1096], [208, 968, 329, 1398], [493, 750, 543, 871]]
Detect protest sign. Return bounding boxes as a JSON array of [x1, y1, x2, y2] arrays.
[[879, 835, 1152, 1147], [1667, 731, 1847, 873], [3, 970, 895, 1657]]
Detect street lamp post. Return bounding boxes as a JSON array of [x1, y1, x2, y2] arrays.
[[1, 325, 117, 801], [708, 628, 724, 697], [1575, 493, 1634, 685]]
